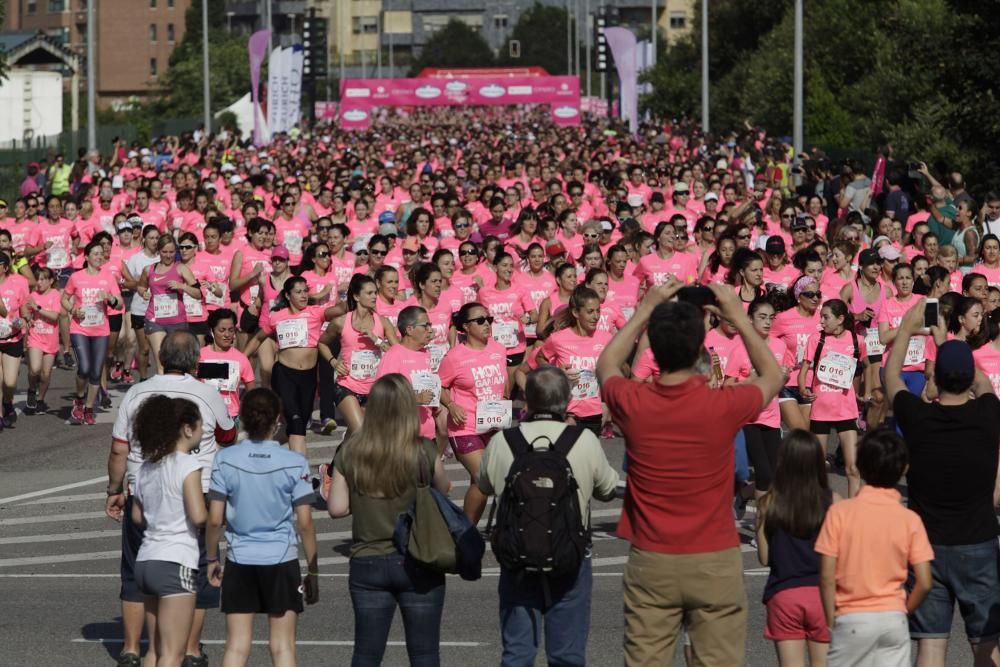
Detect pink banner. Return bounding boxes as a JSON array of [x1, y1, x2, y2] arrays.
[[247, 30, 271, 147], [605, 27, 639, 135], [338, 75, 580, 131]]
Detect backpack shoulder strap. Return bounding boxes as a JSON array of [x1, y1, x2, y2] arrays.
[[551, 425, 585, 457], [813, 329, 827, 365], [502, 427, 531, 458], [851, 328, 860, 360]]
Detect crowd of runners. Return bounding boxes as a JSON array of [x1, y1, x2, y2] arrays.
[[8, 106, 1000, 665]]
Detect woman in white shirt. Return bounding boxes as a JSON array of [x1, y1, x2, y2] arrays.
[[131, 395, 206, 667]]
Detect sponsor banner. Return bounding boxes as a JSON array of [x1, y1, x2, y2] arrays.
[[338, 75, 580, 128], [315, 101, 339, 119]]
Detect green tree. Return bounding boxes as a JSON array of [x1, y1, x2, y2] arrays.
[[410, 20, 494, 74], [498, 2, 573, 75], [0, 0, 8, 83]]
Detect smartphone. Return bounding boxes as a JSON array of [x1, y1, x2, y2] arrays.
[[908, 162, 923, 179], [197, 362, 229, 380], [923, 298, 939, 329]]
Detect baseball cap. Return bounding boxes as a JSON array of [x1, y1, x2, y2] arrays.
[[790, 219, 809, 231], [765, 236, 786, 255], [858, 248, 880, 266], [378, 222, 397, 237], [878, 245, 901, 261], [0, 199, 7, 207], [627, 194, 644, 208], [116, 221, 132, 232], [546, 239, 567, 257], [402, 237, 423, 253], [600, 220, 614, 232], [704, 192, 719, 202], [673, 182, 690, 193], [352, 235, 372, 254], [378, 211, 396, 224], [935, 340, 975, 388], [271, 246, 290, 261]]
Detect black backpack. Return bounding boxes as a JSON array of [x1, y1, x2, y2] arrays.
[[490, 425, 588, 579]]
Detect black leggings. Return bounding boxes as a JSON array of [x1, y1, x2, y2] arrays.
[[317, 339, 341, 422], [743, 424, 781, 492], [271, 361, 316, 436]]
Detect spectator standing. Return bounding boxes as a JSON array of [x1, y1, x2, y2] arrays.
[[597, 279, 784, 665], [884, 300, 1000, 666], [478, 366, 618, 666]]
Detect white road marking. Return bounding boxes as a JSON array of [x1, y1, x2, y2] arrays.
[[17, 491, 106, 506], [0, 510, 107, 526], [72, 638, 486, 647], [0, 475, 106, 505], [0, 528, 120, 545], [0, 550, 120, 567]]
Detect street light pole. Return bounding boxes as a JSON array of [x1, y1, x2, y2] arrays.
[[86, 0, 96, 151], [566, 0, 572, 76], [585, 0, 591, 97], [701, 0, 708, 133], [650, 0, 657, 67], [202, 0, 211, 134], [793, 0, 803, 159]]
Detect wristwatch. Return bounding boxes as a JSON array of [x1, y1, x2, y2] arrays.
[[106, 483, 123, 496]]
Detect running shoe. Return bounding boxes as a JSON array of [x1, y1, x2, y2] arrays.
[[62, 351, 75, 369], [122, 369, 135, 384], [116, 652, 141, 667], [182, 645, 208, 667], [321, 417, 338, 435], [3, 403, 16, 427], [99, 388, 113, 409], [319, 463, 332, 501], [110, 362, 123, 382], [25, 390, 37, 413], [70, 398, 85, 424], [84, 408, 96, 426], [733, 493, 748, 522], [600, 423, 615, 439]]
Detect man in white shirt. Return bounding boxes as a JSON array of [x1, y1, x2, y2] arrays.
[[105, 332, 236, 667]]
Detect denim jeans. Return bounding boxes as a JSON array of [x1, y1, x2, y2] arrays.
[[499, 557, 593, 667], [348, 553, 446, 667]]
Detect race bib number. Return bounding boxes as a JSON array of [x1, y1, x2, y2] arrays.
[[816, 352, 857, 390], [204, 284, 225, 306], [571, 369, 599, 400], [905, 336, 926, 366], [0, 319, 12, 339], [183, 292, 203, 317], [427, 344, 448, 372], [276, 318, 309, 349], [248, 284, 260, 303], [523, 322, 538, 338], [283, 232, 303, 256], [153, 294, 179, 319], [492, 320, 519, 349], [48, 246, 69, 269], [475, 399, 513, 434], [410, 370, 441, 408], [864, 326, 885, 357], [81, 305, 104, 328], [349, 349, 381, 380]]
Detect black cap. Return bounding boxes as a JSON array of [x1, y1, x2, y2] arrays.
[[765, 236, 786, 255], [858, 248, 880, 266]]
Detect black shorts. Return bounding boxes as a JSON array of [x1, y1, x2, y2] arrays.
[[571, 413, 602, 435], [271, 361, 317, 436], [188, 321, 209, 337], [108, 314, 123, 334], [506, 352, 525, 367], [239, 307, 259, 335], [220, 559, 304, 615], [867, 354, 883, 364], [131, 314, 145, 331], [810, 419, 860, 434], [0, 339, 24, 358], [331, 383, 368, 408]]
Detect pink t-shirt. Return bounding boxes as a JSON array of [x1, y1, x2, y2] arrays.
[[0, 274, 30, 342], [376, 295, 411, 330], [328, 252, 357, 297], [596, 304, 626, 335], [30, 219, 75, 270], [26, 288, 61, 354], [515, 272, 557, 311], [437, 340, 508, 437], [302, 269, 339, 305], [877, 294, 926, 372], [975, 265, 1000, 287], [478, 284, 533, 354], [763, 263, 800, 291], [193, 251, 234, 312], [727, 336, 795, 428], [705, 328, 741, 373], [63, 269, 121, 337], [8, 220, 38, 255], [376, 344, 436, 439], [803, 330, 866, 422], [198, 345, 255, 416], [262, 304, 327, 349], [771, 307, 821, 375], [973, 344, 1000, 394], [631, 347, 659, 381], [632, 251, 699, 289], [606, 274, 641, 315], [541, 327, 613, 417], [820, 268, 852, 300]]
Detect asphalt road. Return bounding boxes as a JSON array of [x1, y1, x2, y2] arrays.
[[0, 363, 976, 666]]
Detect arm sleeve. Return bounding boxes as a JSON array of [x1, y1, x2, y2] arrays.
[[908, 511, 936, 565], [239, 354, 255, 384], [111, 389, 134, 442]]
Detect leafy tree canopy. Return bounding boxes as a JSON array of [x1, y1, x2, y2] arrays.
[[498, 2, 572, 75], [410, 19, 495, 74]]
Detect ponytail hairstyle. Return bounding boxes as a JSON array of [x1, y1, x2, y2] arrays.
[[949, 295, 982, 335], [346, 273, 376, 311], [728, 247, 763, 287], [554, 261, 577, 285], [409, 262, 441, 299], [822, 298, 855, 334], [134, 396, 202, 463], [550, 285, 601, 333]]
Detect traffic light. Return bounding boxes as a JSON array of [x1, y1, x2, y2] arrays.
[[594, 15, 607, 72], [303, 14, 328, 80]]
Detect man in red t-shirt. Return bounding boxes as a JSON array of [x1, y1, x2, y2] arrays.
[[597, 280, 784, 666]]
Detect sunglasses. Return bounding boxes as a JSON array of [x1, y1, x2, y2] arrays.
[[466, 316, 495, 326], [737, 233, 751, 240], [781, 213, 794, 219], [583, 233, 599, 239], [402, 249, 417, 256], [459, 249, 478, 257], [800, 291, 822, 300], [411, 321, 433, 329], [315, 251, 330, 258], [356, 250, 369, 256], [703, 226, 715, 233], [178, 244, 197, 251], [369, 249, 387, 256], [317, 225, 332, 231], [454, 222, 470, 229], [282, 202, 295, 207]]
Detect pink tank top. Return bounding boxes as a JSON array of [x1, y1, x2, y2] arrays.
[[258, 275, 286, 331], [145, 262, 186, 325], [849, 279, 885, 320], [339, 311, 386, 395]]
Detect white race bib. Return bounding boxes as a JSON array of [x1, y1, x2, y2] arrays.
[[523, 322, 538, 338], [276, 318, 309, 349], [47, 246, 68, 269], [410, 370, 441, 407], [183, 292, 203, 317], [492, 320, 519, 349], [427, 343, 448, 372], [816, 351, 857, 390], [152, 294, 179, 319], [0, 319, 13, 339], [205, 361, 240, 393], [864, 326, 885, 357], [204, 284, 225, 306], [905, 336, 926, 366], [81, 305, 104, 328], [283, 232, 303, 256], [475, 399, 512, 434], [248, 284, 260, 303], [571, 369, 599, 400], [349, 349, 381, 380], [621, 307, 636, 320]]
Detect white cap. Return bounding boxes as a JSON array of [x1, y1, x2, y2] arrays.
[[220, 163, 237, 173], [127, 150, 138, 159], [704, 192, 719, 202], [139, 148, 151, 156], [627, 193, 644, 207], [673, 181, 690, 193], [229, 175, 241, 184]]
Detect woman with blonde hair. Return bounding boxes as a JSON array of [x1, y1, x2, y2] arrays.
[[328, 373, 451, 667]]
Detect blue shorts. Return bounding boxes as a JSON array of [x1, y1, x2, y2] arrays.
[[734, 429, 749, 485], [778, 385, 808, 405], [908, 539, 1000, 642]]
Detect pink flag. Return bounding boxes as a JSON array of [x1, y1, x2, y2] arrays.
[[248, 30, 271, 147], [870, 156, 886, 197]]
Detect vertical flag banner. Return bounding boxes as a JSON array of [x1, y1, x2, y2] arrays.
[[605, 27, 639, 135], [247, 30, 271, 147]]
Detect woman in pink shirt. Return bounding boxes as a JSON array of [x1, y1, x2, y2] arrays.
[[326, 224, 357, 297], [606, 244, 641, 318], [821, 241, 856, 300], [632, 221, 699, 292], [537, 286, 613, 434], [727, 248, 767, 308], [432, 248, 470, 313], [700, 235, 737, 286], [799, 300, 867, 497], [439, 302, 510, 521], [61, 241, 123, 425], [771, 276, 823, 430], [374, 266, 409, 329], [536, 262, 577, 334], [411, 262, 456, 372], [177, 232, 211, 343], [229, 217, 275, 335], [25, 267, 60, 414], [877, 263, 927, 398], [514, 244, 557, 339], [450, 241, 487, 304], [924, 296, 983, 401], [477, 251, 535, 380], [505, 209, 539, 258], [973, 310, 1000, 394], [137, 234, 202, 374], [300, 242, 339, 305], [584, 269, 626, 336], [726, 298, 796, 500], [975, 235, 1000, 286], [405, 208, 439, 256], [198, 308, 256, 419], [243, 276, 344, 454]]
